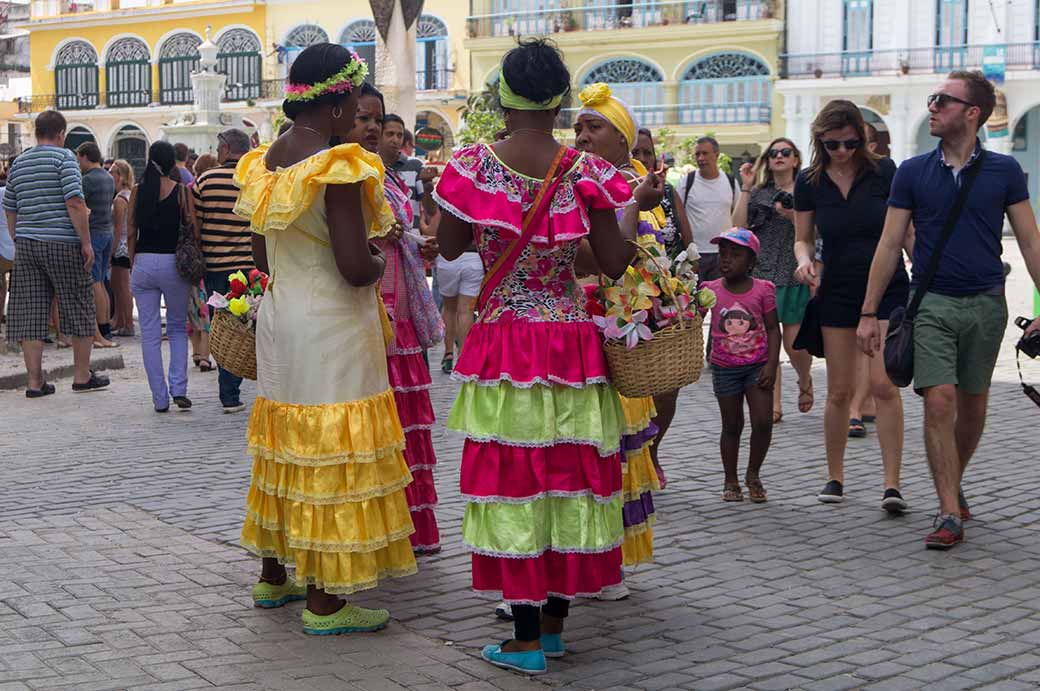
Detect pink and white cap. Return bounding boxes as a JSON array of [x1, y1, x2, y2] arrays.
[[710, 227, 760, 256]]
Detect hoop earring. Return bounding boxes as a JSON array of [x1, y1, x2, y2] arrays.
[[332, 106, 343, 120]]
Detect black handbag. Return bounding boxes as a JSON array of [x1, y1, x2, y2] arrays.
[[884, 150, 985, 388], [174, 184, 206, 284], [793, 294, 825, 357]]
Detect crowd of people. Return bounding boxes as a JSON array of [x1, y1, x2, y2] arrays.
[[4, 35, 1040, 677]]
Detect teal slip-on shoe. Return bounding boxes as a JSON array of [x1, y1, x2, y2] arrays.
[[480, 643, 547, 674], [540, 633, 565, 658]]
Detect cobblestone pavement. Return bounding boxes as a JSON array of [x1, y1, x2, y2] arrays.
[[3, 242, 1040, 690]]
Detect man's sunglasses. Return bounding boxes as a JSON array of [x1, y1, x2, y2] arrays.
[[822, 138, 862, 152], [768, 147, 794, 159], [927, 92, 976, 110]]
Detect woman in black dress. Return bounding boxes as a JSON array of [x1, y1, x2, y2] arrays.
[[793, 100, 910, 512]]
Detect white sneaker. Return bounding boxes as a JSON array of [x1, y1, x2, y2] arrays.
[[494, 601, 513, 620], [223, 403, 246, 414], [595, 582, 630, 601]]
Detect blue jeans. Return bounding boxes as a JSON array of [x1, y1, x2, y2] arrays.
[[204, 270, 244, 405], [90, 232, 113, 284], [131, 253, 190, 409]]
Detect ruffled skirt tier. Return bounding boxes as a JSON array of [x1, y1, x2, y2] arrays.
[[619, 396, 660, 567], [240, 390, 418, 594], [450, 318, 625, 605], [387, 318, 440, 553]]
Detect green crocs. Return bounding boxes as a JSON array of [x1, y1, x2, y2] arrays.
[[302, 604, 390, 635], [252, 579, 306, 609]]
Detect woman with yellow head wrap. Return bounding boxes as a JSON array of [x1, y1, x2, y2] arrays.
[[573, 83, 676, 571]]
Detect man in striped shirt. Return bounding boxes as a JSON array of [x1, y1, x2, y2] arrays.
[[4, 110, 110, 395], [194, 127, 253, 413]]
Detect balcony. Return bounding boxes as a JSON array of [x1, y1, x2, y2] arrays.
[[556, 94, 771, 129], [466, 0, 773, 39], [18, 80, 284, 113], [781, 42, 1040, 79]]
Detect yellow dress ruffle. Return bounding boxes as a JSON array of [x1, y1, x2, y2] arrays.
[[241, 390, 418, 594], [233, 143, 397, 239], [619, 395, 660, 567]]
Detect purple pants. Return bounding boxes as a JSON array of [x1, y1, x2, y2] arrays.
[[131, 253, 191, 408]]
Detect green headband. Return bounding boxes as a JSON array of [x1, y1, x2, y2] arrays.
[[498, 75, 563, 111]]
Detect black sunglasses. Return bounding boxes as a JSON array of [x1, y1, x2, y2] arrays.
[[822, 138, 862, 152], [768, 147, 794, 159], [928, 92, 977, 110]]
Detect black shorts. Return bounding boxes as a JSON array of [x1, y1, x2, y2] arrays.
[[818, 268, 909, 328], [6, 237, 95, 341]]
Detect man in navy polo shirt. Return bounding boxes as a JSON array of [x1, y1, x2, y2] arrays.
[[858, 70, 1040, 550]]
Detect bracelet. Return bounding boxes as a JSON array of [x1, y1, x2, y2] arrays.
[[741, 187, 752, 193], [860, 312, 878, 318]]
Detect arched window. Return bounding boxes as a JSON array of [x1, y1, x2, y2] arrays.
[[55, 41, 99, 110], [158, 33, 201, 105], [581, 58, 664, 126], [679, 52, 771, 125], [217, 29, 262, 101], [340, 20, 377, 83], [285, 24, 329, 66], [110, 124, 148, 179], [843, 0, 874, 75], [416, 15, 449, 90], [106, 38, 151, 108]]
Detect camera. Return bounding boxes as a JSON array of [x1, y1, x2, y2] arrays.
[[1015, 317, 1040, 358], [771, 189, 794, 210]]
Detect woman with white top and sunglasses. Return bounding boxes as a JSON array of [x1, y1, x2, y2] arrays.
[[792, 100, 911, 512], [733, 137, 814, 425]]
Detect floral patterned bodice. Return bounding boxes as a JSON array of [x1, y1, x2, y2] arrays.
[[476, 226, 585, 323], [433, 143, 633, 325]]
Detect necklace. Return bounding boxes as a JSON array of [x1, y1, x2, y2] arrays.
[[508, 128, 554, 138], [293, 124, 326, 139]]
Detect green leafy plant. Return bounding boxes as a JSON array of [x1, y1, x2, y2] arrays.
[[458, 84, 505, 146]]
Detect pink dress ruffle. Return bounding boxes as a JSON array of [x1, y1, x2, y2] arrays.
[[453, 317, 610, 388], [471, 549, 624, 605], [461, 441, 623, 503]]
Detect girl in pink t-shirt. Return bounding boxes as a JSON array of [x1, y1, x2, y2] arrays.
[[701, 228, 781, 503]]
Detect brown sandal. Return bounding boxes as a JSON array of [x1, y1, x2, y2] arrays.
[[798, 377, 814, 413], [746, 477, 768, 503], [722, 483, 744, 502]]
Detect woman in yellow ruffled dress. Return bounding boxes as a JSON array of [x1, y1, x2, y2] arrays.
[[233, 43, 417, 635], [574, 84, 666, 579]]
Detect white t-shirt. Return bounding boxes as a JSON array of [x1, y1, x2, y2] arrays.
[[680, 171, 738, 255]]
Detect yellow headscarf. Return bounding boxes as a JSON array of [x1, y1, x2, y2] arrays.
[[577, 82, 638, 149]]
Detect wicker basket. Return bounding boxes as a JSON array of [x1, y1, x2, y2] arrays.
[[210, 310, 257, 381], [601, 242, 705, 398]]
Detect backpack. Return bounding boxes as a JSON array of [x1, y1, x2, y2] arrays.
[[682, 170, 739, 213]]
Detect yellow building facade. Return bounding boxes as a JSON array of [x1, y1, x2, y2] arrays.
[[20, 0, 269, 169], [466, 0, 786, 158], [18, 1, 786, 168]]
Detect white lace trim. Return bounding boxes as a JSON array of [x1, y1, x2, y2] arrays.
[[464, 539, 623, 559], [394, 382, 432, 393], [452, 371, 611, 390], [453, 431, 620, 458], [388, 344, 424, 356], [407, 463, 437, 472], [410, 503, 438, 512], [473, 588, 620, 606], [462, 490, 621, 505], [432, 193, 592, 244], [402, 423, 435, 434]]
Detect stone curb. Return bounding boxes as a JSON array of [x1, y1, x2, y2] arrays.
[[0, 353, 125, 390]]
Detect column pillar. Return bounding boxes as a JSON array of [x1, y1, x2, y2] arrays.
[[375, 0, 417, 129]]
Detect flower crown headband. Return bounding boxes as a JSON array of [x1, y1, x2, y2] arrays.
[[284, 52, 369, 102]]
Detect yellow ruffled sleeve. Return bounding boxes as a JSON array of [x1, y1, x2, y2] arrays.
[[233, 143, 396, 239]]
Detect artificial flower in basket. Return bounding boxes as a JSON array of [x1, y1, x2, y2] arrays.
[[207, 269, 268, 381], [590, 235, 717, 397]]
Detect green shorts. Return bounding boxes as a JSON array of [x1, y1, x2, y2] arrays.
[[775, 284, 809, 325], [913, 291, 1007, 394]]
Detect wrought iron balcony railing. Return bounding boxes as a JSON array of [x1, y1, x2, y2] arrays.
[[781, 42, 1040, 79], [466, 0, 772, 39]]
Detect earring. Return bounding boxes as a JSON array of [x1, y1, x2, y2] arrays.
[[332, 106, 343, 119]]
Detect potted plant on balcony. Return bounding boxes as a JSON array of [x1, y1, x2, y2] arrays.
[[561, 10, 578, 31]]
